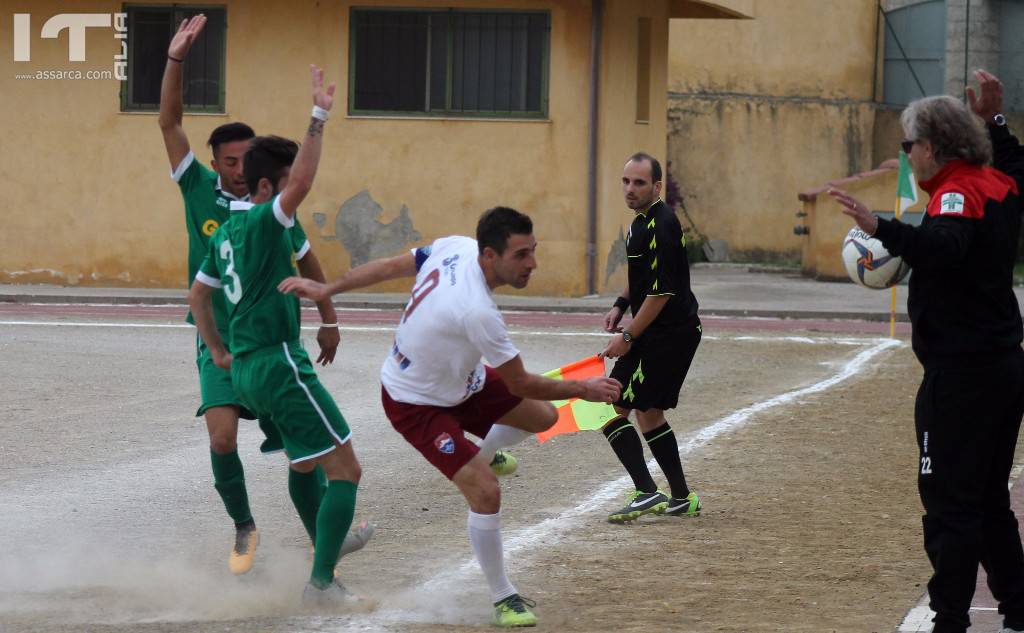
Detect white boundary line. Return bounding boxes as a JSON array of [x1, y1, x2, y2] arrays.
[[313, 338, 903, 630], [0, 320, 889, 346]]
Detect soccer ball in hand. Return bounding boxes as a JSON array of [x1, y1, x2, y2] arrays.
[[841, 227, 910, 289]]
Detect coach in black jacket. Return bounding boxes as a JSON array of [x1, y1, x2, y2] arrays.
[[829, 73, 1024, 633]]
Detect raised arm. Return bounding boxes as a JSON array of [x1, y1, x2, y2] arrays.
[[278, 65, 336, 219], [968, 69, 1024, 187], [158, 15, 206, 169], [278, 251, 418, 301]]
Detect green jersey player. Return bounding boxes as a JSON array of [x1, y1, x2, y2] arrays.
[[189, 65, 365, 607], [159, 14, 365, 576]]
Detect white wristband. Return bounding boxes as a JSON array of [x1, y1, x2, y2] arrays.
[[311, 106, 330, 122], [318, 323, 339, 328]]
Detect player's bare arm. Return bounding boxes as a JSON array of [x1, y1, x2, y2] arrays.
[[278, 65, 335, 220], [278, 252, 417, 300], [603, 280, 630, 333], [188, 280, 232, 370], [493, 355, 620, 403], [294, 250, 340, 365], [158, 14, 206, 169]]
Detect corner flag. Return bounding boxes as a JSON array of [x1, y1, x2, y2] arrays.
[[897, 149, 918, 214], [537, 356, 618, 443]]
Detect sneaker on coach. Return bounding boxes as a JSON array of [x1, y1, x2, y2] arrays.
[[493, 593, 538, 627], [607, 490, 669, 523], [228, 526, 259, 575], [665, 491, 702, 517], [489, 450, 518, 477]]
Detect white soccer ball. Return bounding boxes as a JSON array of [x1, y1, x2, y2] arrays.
[[841, 227, 911, 289]]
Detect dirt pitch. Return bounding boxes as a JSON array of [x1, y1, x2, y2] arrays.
[[0, 306, 986, 633]]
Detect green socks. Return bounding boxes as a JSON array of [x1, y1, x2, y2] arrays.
[[210, 449, 252, 524], [288, 466, 328, 541], [310, 480, 358, 588]]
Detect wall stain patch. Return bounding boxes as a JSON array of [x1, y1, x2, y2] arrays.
[[313, 190, 422, 268]]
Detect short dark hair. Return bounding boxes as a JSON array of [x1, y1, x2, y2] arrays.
[[243, 135, 298, 194], [476, 207, 533, 255], [627, 152, 662, 183], [207, 122, 255, 156]]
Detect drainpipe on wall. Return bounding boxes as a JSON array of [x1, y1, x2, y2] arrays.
[[586, 0, 603, 296]]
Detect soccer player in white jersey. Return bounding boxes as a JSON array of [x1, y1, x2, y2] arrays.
[[279, 207, 621, 627]]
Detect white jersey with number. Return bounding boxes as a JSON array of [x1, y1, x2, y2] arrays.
[[380, 236, 520, 406]]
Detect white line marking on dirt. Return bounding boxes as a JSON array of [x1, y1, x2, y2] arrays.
[[308, 338, 903, 631], [898, 605, 935, 632], [0, 321, 889, 346]]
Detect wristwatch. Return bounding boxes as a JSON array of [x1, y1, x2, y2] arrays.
[[621, 331, 634, 344], [993, 113, 1006, 127]]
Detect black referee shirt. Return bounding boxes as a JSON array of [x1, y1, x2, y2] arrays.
[[625, 199, 699, 332]]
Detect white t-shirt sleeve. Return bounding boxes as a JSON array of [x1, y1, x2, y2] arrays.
[[464, 305, 520, 368]]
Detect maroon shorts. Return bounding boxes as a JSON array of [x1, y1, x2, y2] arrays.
[[381, 367, 523, 480]]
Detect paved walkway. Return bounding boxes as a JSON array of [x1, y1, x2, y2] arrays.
[[0, 264, 954, 322]]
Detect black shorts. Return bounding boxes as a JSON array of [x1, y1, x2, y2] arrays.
[[610, 319, 702, 412]]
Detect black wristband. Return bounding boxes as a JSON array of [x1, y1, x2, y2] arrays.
[[168, 54, 184, 63], [613, 296, 629, 311]]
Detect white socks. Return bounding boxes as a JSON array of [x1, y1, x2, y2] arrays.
[[478, 424, 532, 463], [467, 510, 516, 603]]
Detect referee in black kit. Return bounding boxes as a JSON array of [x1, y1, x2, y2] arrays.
[[598, 152, 703, 525], [830, 70, 1024, 633]]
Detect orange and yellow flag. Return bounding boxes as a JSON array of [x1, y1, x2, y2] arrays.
[[537, 355, 619, 443]]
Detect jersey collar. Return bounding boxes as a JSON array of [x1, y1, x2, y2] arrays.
[[216, 176, 250, 202], [634, 198, 663, 218]]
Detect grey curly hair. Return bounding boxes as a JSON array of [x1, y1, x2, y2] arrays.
[[900, 95, 992, 166]]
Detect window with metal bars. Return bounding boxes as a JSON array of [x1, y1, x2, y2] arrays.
[[349, 9, 550, 118], [121, 5, 226, 113]]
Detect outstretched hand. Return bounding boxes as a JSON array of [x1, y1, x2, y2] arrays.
[[828, 187, 878, 236], [311, 65, 336, 112], [278, 276, 330, 302], [967, 69, 1003, 122], [168, 14, 206, 60]]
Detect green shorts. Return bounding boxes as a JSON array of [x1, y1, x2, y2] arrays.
[[232, 340, 351, 463], [195, 334, 284, 453]]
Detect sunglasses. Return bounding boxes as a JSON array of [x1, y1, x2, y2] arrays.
[[901, 139, 916, 154]]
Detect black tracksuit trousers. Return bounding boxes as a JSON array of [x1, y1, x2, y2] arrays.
[[917, 347, 1024, 633]]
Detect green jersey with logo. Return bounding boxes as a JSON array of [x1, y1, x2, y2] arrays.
[[173, 151, 309, 334], [197, 195, 303, 357]]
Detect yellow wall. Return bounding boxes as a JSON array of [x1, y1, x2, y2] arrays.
[[596, 0, 671, 294], [798, 166, 924, 280], [1, 0, 674, 296], [666, 0, 880, 262]]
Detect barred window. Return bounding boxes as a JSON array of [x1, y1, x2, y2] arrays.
[[350, 9, 550, 118], [880, 0, 946, 107], [122, 5, 226, 113]]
